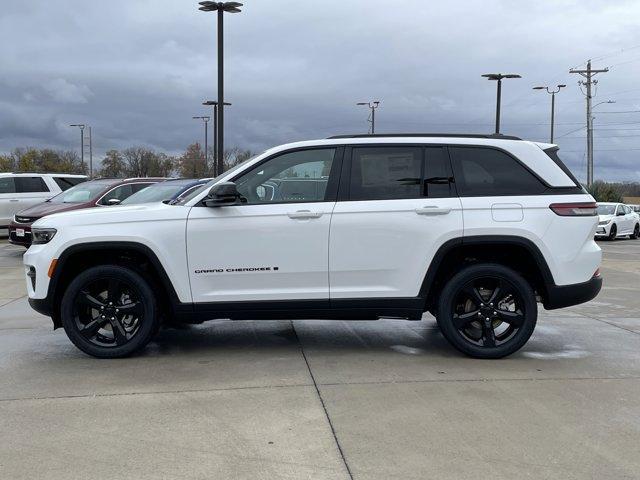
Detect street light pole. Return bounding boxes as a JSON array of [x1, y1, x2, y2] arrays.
[[533, 84, 566, 143], [198, 2, 243, 176], [356, 101, 380, 134], [193, 116, 211, 177], [69, 124, 86, 173], [482, 73, 521, 135], [203, 100, 232, 175]]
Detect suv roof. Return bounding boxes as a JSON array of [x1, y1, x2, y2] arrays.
[[327, 133, 523, 140]]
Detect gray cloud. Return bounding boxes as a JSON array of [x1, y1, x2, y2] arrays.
[[1, 0, 640, 181]]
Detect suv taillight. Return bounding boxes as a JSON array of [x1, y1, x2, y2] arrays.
[[549, 202, 597, 217]]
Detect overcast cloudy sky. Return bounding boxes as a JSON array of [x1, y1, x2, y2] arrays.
[[2, 0, 640, 181]]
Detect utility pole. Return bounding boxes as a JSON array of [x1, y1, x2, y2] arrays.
[[570, 60, 609, 187], [356, 101, 380, 134]]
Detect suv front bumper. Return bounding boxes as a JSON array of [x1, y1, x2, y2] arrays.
[[544, 274, 602, 310], [8, 221, 33, 247]]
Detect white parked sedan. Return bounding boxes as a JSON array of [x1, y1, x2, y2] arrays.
[[595, 202, 640, 240]]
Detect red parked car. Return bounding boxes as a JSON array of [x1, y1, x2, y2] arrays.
[[8, 177, 165, 247]]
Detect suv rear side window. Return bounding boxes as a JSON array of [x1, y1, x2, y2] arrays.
[[424, 147, 454, 198], [53, 177, 85, 191], [15, 177, 49, 193], [349, 147, 423, 201], [0, 177, 16, 194], [449, 147, 546, 196]]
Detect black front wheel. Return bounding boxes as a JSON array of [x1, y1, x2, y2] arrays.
[[608, 224, 617, 241], [436, 264, 537, 359], [61, 265, 159, 358]]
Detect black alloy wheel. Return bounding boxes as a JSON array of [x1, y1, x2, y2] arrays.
[[437, 264, 537, 358], [61, 265, 158, 358], [608, 224, 617, 241], [631, 224, 640, 240]]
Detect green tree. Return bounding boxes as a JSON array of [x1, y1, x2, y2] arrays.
[[179, 143, 207, 177], [587, 181, 623, 202], [0, 154, 14, 172], [100, 150, 126, 177]]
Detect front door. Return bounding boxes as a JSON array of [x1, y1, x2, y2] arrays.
[[187, 147, 341, 303], [329, 145, 463, 299]]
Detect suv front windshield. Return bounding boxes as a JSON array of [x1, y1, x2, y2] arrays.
[[47, 182, 110, 203], [597, 205, 616, 215]]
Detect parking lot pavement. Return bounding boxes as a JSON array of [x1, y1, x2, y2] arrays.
[[1, 239, 639, 479]]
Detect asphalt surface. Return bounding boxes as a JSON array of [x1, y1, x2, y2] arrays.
[[1, 237, 639, 479]]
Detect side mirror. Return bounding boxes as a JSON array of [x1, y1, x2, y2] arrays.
[[203, 182, 245, 207], [107, 198, 121, 206], [617, 210, 625, 216]]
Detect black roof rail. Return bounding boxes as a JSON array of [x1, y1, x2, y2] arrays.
[[326, 133, 522, 140]]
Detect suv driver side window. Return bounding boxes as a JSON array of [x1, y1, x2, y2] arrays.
[[235, 148, 336, 204]]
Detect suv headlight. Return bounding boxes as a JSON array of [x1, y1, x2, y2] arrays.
[[31, 228, 57, 244]]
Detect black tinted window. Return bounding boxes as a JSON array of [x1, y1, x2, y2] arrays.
[[15, 177, 49, 193], [449, 147, 546, 196], [424, 147, 453, 198], [349, 147, 422, 201], [53, 177, 86, 190], [0, 177, 15, 194], [99, 184, 133, 204], [132, 182, 155, 193]]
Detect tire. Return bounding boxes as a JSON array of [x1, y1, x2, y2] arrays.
[[61, 265, 159, 358], [630, 224, 640, 240], [436, 263, 537, 359], [608, 224, 617, 241]]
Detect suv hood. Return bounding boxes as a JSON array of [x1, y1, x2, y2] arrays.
[[33, 202, 189, 228], [15, 201, 92, 220]]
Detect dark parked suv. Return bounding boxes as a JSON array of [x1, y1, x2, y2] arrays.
[[8, 177, 164, 247]]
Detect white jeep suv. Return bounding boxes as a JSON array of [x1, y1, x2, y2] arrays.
[[23, 134, 602, 359]]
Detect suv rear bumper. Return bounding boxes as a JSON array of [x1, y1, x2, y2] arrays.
[[543, 275, 602, 310]]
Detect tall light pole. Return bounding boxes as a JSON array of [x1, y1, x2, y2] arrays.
[[356, 101, 380, 134], [198, 1, 243, 175], [192, 116, 210, 177], [203, 100, 232, 176], [482, 73, 521, 135], [533, 84, 566, 143], [69, 124, 86, 174]]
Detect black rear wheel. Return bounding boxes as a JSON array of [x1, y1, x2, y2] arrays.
[[61, 265, 158, 358], [436, 264, 537, 358], [631, 224, 639, 240]]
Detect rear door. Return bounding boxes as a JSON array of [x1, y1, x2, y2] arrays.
[[0, 177, 17, 226], [329, 145, 463, 299], [12, 176, 52, 215]]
